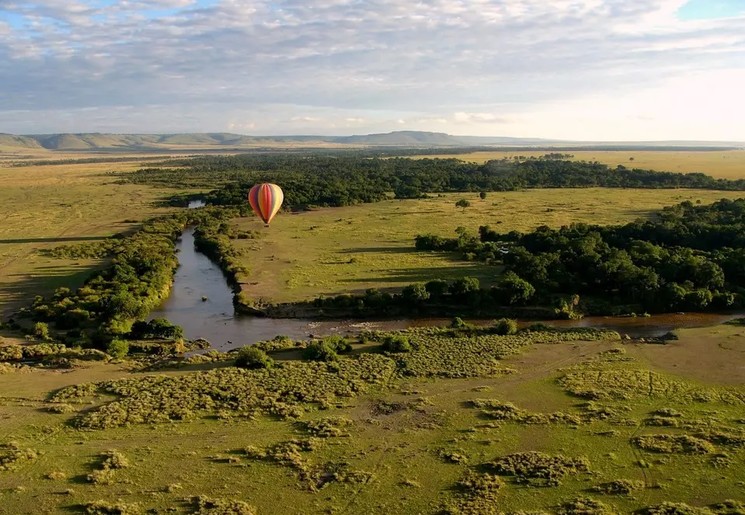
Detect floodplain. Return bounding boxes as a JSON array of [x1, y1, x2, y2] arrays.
[[1, 149, 745, 514]]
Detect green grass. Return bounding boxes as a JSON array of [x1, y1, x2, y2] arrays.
[[415, 150, 745, 179], [231, 188, 745, 303], [2, 327, 745, 513], [0, 159, 194, 317]]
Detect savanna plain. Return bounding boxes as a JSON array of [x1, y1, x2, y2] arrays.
[[1, 149, 745, 515]]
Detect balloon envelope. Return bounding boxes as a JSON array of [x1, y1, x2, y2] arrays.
[[248, 183, 284, 225]]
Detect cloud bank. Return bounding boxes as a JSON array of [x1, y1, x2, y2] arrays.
[[1, 0, 743, 139]]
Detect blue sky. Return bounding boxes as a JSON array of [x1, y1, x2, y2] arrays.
[[677, 0, 745, 20], [0, 0, 743, 140]]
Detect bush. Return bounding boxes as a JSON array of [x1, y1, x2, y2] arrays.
[[235, 347, 274, 370], [33, 322, 50, 340], [591, 479, 645, 495], [632, 434, 714, 455], [106, 339, 129, 359], [489, 451, 590, 486], [321, 335, 352, 354], [189, 495, 256, 514], [302, 341, 339, 362], [493, 318, 518, 335], [557, 497, 614, 514], [84, 500, 140, 515], [450, 317, 469, 329], [382, 335, 412, 353]]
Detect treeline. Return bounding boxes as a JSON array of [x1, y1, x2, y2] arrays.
[[15, 208, 238, 349], [416, 198, 745, 314], [261, 275, 551, 319], [121, 154, 745, 211]]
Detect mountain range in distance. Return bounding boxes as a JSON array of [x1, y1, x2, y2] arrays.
[[0, 131, 743, 152]]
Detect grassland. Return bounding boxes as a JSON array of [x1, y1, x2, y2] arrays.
[[1, 325, 744, 513], [0, 158, 194, 318], [416, 150, 745, 179], [231, 188, 745, 304], [2, 150, 745, 514]]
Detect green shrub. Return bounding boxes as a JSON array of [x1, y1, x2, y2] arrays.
[[235, 347, 274, 370], [321, 335, 352, 354], [632, 434, 715, 455], [189, 495, 256, 514], [635, 502, 714, 514], [493, 318, 518, 335], [488, 451, 590, 486], [0, 443, 38, 471], [382, 334, 412, 353], [557, 497, 614, 514], [106, 339, 129, 359], [0, 345, 23, 362], [450, 317, 469, 328], [84, 500, 141, 515], [301, 417, 353, 438], [33, 321, 50, 340], [302, 341, 339, 362], [591, 479, 645, 495]]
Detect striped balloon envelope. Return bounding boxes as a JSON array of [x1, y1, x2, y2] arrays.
[[248, 183, 284, 226]]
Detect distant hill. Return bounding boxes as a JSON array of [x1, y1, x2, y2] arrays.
[[0, 134, 45, 150], [0, 131, 742, 152]]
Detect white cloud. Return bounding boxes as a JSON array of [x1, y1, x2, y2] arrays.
[[0, 0, 743, 139]]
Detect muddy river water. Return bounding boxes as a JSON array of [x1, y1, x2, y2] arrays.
[[149, 220, 744, 352]]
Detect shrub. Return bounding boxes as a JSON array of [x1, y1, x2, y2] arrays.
[[84, 500, 141, 515], [493, 318, 518, 335], [557, 497, 614, 514], [321, 335, 352, 354], [235, 347, 274, 370], [591, 479, 645, 495], [189, 495, 256, 514], [33, 322, 50, 340], [106, 339, 129, 359], [488, 451, 590, 486], [635, 502, 714, 514], [382, 335, 412, 353], [0, 443, 38, 471], [301, 417, 353, 438], [450, 317, 469, 329], [632, 434, 714, 455], [302, 341, 339, 362]]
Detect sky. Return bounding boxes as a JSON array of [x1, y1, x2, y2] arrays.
[[0, 0, 744, 140]]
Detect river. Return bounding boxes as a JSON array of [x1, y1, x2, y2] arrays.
[[149, 212, 744, 351]]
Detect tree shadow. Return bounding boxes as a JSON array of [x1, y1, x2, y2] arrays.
[[0, 265, 105, 318], [0, 236, 109, 244], [342, 266, 497, 286], [341, 246, 413, 254]]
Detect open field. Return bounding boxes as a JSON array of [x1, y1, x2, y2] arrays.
[[2, 325, 745, 513], [232, 188, 745, 303], [417, 150, 745, 179], [0, 159, 191, 317]]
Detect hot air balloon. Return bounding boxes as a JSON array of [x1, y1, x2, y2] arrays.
[[248, 183, 284, 226]]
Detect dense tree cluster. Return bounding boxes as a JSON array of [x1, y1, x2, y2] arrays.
[[18, 208, 237, 349], [417, 199, 745, 314], [123, 154, 745, 211], [281, 275, 548, 319]]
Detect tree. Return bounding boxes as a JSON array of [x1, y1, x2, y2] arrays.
[[497, 272, 535, 305], [455, 199, 471, 210], [402, 283, 430, 303], [449, 277, 480, 297]]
